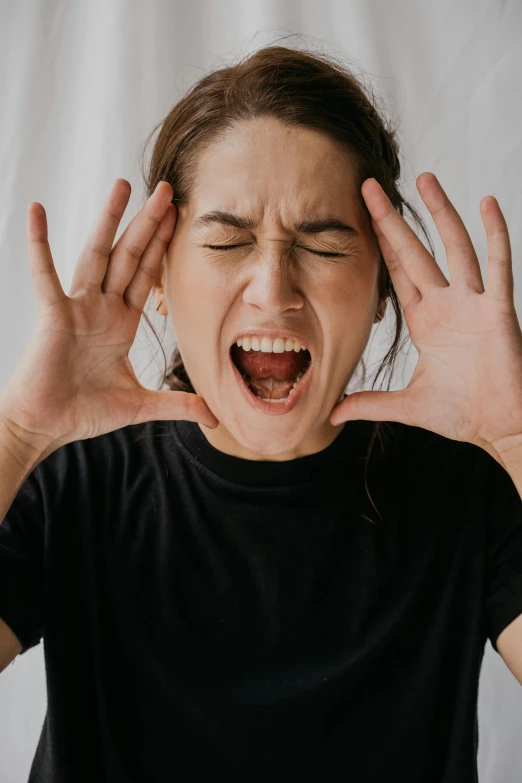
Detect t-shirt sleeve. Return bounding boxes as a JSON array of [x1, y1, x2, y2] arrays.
[[0, 465, 45, 655], [484, 451, 522, 653]]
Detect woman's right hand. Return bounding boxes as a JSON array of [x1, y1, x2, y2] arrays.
[[0, 178, 219, 455]]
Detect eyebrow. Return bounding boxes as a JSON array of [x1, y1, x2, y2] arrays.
[[192, 210, 360, 237]]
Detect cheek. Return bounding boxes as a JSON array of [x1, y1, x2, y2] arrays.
[[316, 262, 376, 310], [169, 254, 219, 312], [169, 260, 231, 356], [316, 268, 378, 352]]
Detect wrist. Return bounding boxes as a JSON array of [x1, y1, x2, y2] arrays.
[[489, 432, 522, 471], [0, 409, 58, 471]]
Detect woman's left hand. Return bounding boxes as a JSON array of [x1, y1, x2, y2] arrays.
[[329, 172, 522, 461]]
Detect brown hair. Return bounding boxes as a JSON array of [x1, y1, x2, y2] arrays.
[[137, 41, 435, 522]]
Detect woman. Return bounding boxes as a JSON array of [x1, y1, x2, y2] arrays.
[[0, 45, 521, 783]]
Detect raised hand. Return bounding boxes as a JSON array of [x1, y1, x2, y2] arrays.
[[0, 178, 219, 455], [329, 172, 522, 461]]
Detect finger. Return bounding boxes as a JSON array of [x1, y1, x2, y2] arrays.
[[124, 204, 177, 314], [480, 195, 513, 304], [102, 181, 173, 296], [371, 217, 421, 311], [26, 202, 67, 308], [361, 178, 449, 293], [69, 179, 133, 296], [330, 388, 412, 427], [133, 390, 219, 428], [416, 172, 484, 293]]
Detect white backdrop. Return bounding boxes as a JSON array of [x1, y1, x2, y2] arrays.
[[0, 0, 521, 780]]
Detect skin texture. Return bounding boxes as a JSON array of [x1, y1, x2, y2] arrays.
[[153, 116, 386, 461]]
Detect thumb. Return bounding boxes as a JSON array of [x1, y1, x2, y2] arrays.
[[135, 390, 219, 428], [330, 389, 409, 427]]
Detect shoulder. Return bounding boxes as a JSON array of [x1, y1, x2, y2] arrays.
[[32, 420, 167, 496], [356, 419, 480, 468], [361, 421, 493, 507]]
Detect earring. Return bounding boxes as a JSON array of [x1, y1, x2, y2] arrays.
[[155, 299, 162, 312]]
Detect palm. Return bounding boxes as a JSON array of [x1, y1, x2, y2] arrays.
[[330, 173, 522, 456], [8, 299, 150, 443], [396, 289, 522, 444], [1, 178, 218, 452]]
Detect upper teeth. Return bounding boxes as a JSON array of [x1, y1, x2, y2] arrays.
[[236, 337, 307, 353]]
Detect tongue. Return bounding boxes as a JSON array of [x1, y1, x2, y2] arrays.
[[231, 344, 309, 400], [232, 344, 307, 379]]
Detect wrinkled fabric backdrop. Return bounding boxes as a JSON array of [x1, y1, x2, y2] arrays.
[[0, 0, 521, 780]]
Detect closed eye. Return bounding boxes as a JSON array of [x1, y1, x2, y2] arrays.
[[204, 244, 345, 258]]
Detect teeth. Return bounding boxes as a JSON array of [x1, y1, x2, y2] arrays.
[[291, 368, 307, 388], [236, 336, 307, 353]]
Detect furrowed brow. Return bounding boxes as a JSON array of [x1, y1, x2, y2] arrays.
[[193, 211, 360, 237], [193, 211, 257, 231], [294, 217, 359, 238]]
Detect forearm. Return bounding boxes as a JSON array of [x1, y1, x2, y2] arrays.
[[0, 415, 57, 525]]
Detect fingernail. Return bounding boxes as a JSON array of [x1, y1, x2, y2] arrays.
[[153, 181, 170, 199]]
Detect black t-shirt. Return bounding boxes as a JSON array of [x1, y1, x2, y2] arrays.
[[1, 417, 522, 782]]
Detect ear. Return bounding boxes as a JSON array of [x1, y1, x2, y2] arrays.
[[153, 254, 166, 288], [373, 295, 388, 324], [151, 255, 168, 315]]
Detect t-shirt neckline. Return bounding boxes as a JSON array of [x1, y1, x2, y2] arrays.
[[172, 419, 363, 487]]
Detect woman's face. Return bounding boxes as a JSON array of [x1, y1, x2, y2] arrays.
[[155, 116, 385, 461]]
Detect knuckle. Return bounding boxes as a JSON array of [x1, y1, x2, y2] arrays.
[[120, 240, 144, 260], [105, 206, 122, 221], [86, 239, 113, 258], [35, 264, 56, 278], [133, 263, 157, 286], [71, 282, 99, 298]]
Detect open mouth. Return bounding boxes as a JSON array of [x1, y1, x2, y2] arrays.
[[230, 343, 312, 404]]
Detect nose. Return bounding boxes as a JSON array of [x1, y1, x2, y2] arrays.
[[241, 242, 305, 314]]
